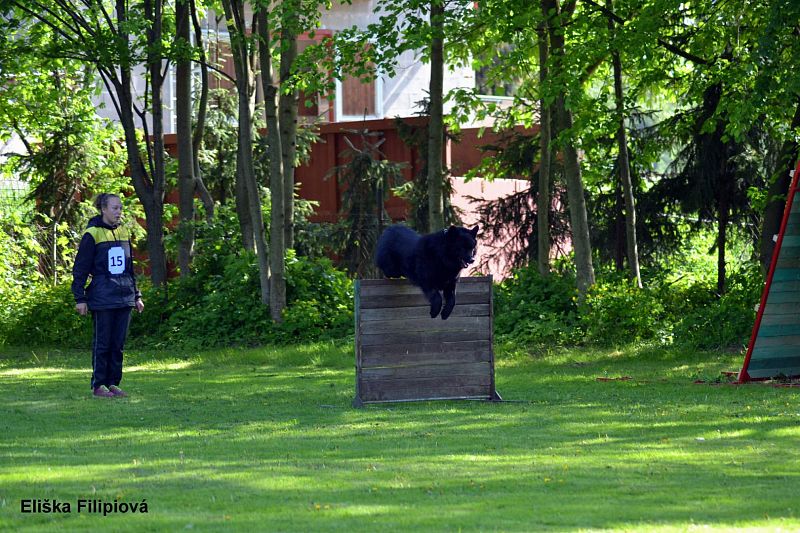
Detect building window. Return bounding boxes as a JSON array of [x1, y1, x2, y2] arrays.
[[335, 61, 383, 121]]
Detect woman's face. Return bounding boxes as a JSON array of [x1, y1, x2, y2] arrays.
[[102, 196, 123, 226]]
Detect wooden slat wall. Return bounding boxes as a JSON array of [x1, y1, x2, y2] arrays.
[[354, 276, 499, 405], [748, 197, 800, 379]]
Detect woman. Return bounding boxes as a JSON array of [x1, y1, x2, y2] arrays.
[[72, 193, 144, 398]]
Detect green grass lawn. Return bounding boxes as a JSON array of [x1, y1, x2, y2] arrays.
[[1, 340, 799, 531]]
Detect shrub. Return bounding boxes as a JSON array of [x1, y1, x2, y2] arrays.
[[578, 277, 668, 345], [493, 265, 580, 347], [669, 263, 761, 350], [129, 252, 353, 349], [491, 258, 762, 350], [0, 282, 91, 348]]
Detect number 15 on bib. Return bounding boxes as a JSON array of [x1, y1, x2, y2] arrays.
[[108, 246, 125, 274]]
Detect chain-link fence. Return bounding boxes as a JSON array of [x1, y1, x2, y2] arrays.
[[0, 178, 72, 285], [0, 178, 29, 215]]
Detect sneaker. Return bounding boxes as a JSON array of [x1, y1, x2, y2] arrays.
[[93, 385, 115, 398], [108, 385, 128, 398]]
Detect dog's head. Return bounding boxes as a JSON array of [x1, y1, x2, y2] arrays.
[[446, 225, 479, 269]]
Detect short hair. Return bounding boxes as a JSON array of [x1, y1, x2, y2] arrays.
[[94, 193, 121, 213]]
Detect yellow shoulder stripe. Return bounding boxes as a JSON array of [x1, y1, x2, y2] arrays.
[[86, 226, 131, 244]]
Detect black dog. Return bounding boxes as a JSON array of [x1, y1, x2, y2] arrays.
[[375, 225, 479, 319]]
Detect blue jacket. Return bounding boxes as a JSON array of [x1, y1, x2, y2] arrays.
[[71, 215, 141, 310]]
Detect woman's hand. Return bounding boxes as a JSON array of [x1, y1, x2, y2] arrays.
[[135, 298, 144, 313], [75, 303, 88, 316]]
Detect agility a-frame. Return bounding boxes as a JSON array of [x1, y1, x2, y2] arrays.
[[740, 160, 800, 382]]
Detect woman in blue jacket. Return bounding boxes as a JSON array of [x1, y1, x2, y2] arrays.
[[72, 193, 144, 398]]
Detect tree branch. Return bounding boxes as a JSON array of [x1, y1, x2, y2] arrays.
[[579, 0, 710, 65]]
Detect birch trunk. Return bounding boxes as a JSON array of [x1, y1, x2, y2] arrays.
[[258, 5, 287, 321]]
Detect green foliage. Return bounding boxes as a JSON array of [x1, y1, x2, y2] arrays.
[[668, 263, 761, 350], [0, 201, 42, 291], [1, 202, 354, 349], [578, 276, 668, 345], [128, 206, 353, 348], [494, 244, 762, 351], [131, 252, 352, 349], [0, 282, 90, 348], [493, 264, 580, 348]]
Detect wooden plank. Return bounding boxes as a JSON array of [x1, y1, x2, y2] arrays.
[[360, 291, 490, 309], [747, 367, 800, 379], [359, 276, 491, 287], [360, 374, 492, 389], [361, 362, 491, 380], [361, 339, 492, 364], [768, 280, 800, 293], [764, 304, 798, 317], [488, 272, 497, 400], [761, 312, 800, 324], [361, 348, 493, 368], [360, 316, 491, 335], [360, 304, 490, 321], [757, 324, 800, 337], [753, 334, 800, 347], [359, 378, 491, 402], [776, 256, 800, 269], [752, 344, 800, 359], [354, 280, 363, 406], [361, 338, 491, 356], [361, 385, 492, 403], [360, 328, 491, 346], [360, 279, 491, 297], [771, 268, 800, 282], [765, 290, 800, 304], [747, 355, 800, 371]]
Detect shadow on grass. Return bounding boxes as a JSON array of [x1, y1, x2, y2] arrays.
[[1, 343, 799, 531]]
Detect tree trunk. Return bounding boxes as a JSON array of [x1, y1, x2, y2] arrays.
[[614, 181, 625, 271], [556, 99, 596, 298], [190, 0, 214, 222], [235, 146, 254, 251], [279, 0, 300, 249], [176, 0, 195, 278], [112, 0, 168, 288], [258, 5, 286, 322], [717, 196, 729, 295], [427, 0, 445, 232], [537, 3, 551, 277], [115, 72, 167, 287], [548, 0, 594, 299], [611, 45, 642, 287], [144, 0, 169, 286], [759, 101, 800, 272], [222, 0, 270, 305]]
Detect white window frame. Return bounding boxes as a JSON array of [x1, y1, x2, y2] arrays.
[[335, 72, 384, 122]]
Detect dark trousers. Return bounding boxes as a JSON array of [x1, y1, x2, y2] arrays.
[[91, 307, 132, 389]]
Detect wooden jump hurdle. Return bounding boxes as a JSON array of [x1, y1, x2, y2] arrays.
[[353, 276, 502, 407]]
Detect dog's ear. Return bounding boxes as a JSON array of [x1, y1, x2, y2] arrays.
[[470, 226, 479, 237], [445, 226, 457, 239]]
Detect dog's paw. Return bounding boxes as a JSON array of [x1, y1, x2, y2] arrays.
[[441, 300, 455, 320], [428, 293, 443, 318]]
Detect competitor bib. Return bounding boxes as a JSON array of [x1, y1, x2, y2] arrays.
[[108, 246, 125, 274]]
